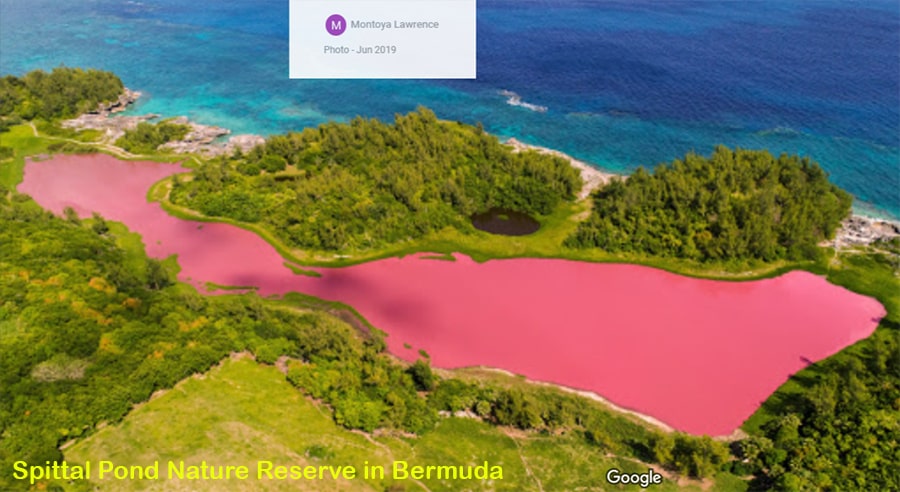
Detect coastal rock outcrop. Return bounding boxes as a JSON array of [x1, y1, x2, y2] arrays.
[[62, 112, 159, 142], [62, 88, 264, 157], [830, 215, 900, 248], [223, 134, 267, 155], [158, 117, 265, 156], [158, 116, 230, 153], [100, 88, 142, 114]]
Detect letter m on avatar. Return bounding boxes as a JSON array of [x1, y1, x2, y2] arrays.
[[325, 14, 346, 36]]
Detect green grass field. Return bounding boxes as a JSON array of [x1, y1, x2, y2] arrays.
[[63, 358, 741, 491], [0, 124, 51, 189]]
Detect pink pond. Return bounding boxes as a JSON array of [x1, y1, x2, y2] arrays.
[[19, 155, 885, 436]]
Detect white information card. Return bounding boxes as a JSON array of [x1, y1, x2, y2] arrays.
[[290, 0, 477, 79]]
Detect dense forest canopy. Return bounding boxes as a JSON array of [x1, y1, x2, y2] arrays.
[[738, 332, 900, 490], [170, 108, 582, 251], [0, 67, 123, 124], [566, 146, 852, 262]]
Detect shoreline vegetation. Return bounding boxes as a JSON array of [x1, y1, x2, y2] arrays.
[[451, 366, 678, 434], [2, 69, 899, 491]]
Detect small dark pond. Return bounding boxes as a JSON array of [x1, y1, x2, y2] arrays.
[[471, 208, 540, 236]]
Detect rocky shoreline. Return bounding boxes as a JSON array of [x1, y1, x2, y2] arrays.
[[829, 215, 900, 248], [62, 88, 264, 157], [155, 116, 265, 156], [505, 137, 617, 199], [505, 138, 899, 248]]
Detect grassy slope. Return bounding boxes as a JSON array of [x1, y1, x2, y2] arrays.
[[64, 357, 737, 491], [0, 122, 188, 172]]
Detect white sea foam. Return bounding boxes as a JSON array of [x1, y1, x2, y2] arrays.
[[499, 90, 547, 113]]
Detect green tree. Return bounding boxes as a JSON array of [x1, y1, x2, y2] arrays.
[[407, 359, 435, 391], [146, 258, 172, 290], [91, 212, 109, 235]]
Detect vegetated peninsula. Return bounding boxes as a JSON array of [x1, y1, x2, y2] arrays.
[[172, 118, 854, 267], [169, 108, 582, 251]]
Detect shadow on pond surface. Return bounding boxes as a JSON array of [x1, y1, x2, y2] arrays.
[[471, 208, 540, 236]]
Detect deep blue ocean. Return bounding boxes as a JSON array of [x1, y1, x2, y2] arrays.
[[2, 0, 898, 218]]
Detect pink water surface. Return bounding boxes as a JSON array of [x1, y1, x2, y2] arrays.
[[18, 154, 886, 435]]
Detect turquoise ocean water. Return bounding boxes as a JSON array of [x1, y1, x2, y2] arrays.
[[1, 0, 897, 218]]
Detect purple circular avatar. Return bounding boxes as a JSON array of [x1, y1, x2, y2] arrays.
[[326, 14, 347, 36]]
